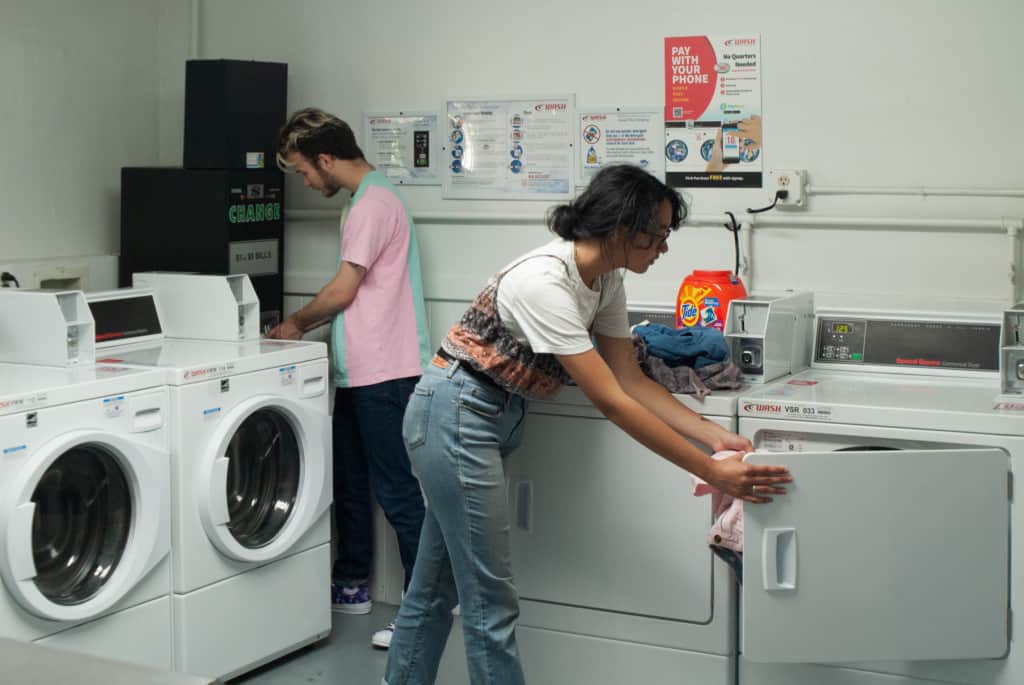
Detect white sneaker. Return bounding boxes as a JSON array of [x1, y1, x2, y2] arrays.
[[371, 621, 395, 649]]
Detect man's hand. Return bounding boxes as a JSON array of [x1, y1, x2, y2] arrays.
[[267, 318, 303, 340]]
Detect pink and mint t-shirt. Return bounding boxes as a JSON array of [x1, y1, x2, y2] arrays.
[[332, 171, 431, 388]]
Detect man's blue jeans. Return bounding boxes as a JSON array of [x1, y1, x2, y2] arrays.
[[384, 361, 528, 685], [332, 376, 425, 589]]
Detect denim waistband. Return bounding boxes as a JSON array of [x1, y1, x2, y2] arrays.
[[434, 349, 506, 394]]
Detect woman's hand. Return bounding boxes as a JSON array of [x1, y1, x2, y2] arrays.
[[709, 427, 753, 454], [708, 452, 791, 503]]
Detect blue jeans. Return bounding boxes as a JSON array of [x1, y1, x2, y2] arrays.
[[332, 376, 425, 589], [384, 360, 528, 685]]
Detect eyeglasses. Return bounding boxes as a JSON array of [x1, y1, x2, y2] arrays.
[[637, 229, 671, 250]]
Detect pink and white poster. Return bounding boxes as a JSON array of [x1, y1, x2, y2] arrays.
[[664, 35, 762, 188]]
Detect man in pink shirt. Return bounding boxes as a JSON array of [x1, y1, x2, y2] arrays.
[[269, 108, 430, 649]]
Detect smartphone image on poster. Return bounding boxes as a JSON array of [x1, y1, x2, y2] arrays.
[[721, 122, 740, 164], [413, 131, 430, 168]]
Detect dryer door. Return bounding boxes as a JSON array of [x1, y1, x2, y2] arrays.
[[508, 410, 719, 624], [0, 431, 168, 622], [196, 396, 331, 563], [742, 447, 1009, 664]]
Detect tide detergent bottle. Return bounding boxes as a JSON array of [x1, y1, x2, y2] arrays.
[[676, 270, 747, 330]]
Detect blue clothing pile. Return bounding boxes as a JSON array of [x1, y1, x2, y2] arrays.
[[631, 323, 729, 369]]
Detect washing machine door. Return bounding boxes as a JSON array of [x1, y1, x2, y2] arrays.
[[196, 395, 331, 563], [0, 431, 169, 622]]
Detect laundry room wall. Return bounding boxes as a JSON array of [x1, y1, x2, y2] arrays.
[[168, 0, 1024, 322], [0, 0, 172, 291], [164, 0, 1024, 601]]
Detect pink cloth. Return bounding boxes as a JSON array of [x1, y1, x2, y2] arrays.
[[691, 450, 744, 552]]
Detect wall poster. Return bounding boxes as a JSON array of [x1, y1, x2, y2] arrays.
[[363, 112, 440, 185], [578, 109, 665, 183], [443, 97, 574, 200], [664, 35, 763, 188]]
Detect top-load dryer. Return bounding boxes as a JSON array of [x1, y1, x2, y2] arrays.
[[737, 308, 1018, 685], [86, 279, 332, 680]]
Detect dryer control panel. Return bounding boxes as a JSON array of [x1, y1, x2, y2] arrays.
[[814, 314, 1000, 374]]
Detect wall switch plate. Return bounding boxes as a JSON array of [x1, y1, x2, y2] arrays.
[[768, 169, 807, 209]]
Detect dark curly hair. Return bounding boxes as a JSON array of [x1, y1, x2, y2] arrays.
[[548, 165, 687, 246]]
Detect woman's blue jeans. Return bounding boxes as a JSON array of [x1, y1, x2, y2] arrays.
[[384, 359, 528, 685]]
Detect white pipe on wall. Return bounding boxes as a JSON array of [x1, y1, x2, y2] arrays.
[[807, 185, 1024, 199], [284, 209, 732, 226], [190, 0, 200, 59], [748, 215, 1021, 231], [284, 209, 1022, 300], [748, 214, 1024, 305], [1008, 220, 1022, 304]]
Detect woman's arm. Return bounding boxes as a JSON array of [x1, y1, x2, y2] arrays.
[[595, 334, 751, 453], [557, 344, 789, 502]]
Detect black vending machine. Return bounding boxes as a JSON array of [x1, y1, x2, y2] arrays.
[[120, 59, 287, 331]]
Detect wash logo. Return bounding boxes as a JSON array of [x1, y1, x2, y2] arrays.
[[743, 402, 782, 414]]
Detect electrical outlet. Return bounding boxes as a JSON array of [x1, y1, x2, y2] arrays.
[[768, 169, 807, 209]]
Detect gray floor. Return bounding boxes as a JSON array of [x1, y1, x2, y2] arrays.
[[229, 605, 399, 684]]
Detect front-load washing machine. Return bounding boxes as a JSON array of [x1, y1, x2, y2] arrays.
[[87, 289, 332, 680], [0, 362, 172, 670]]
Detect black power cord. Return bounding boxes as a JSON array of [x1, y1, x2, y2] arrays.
[[747, 189, 789, 214], [723, 211, 742, 278], [1, 271, 20, 288]]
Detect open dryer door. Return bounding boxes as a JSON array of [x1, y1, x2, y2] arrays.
[[742, 448, 1009, 663]]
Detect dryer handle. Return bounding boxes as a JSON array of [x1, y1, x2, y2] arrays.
[[762, 527, 797, 591], [10, 503, 38, 581]]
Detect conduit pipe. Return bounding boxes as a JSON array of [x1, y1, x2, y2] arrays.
[[189, 0, 200, 59], [1009, 220, 1022, 303], [747, 214, 1024, 303], [285, 209, 730, 226], [806, 185, 1024, 199], [747, 214, 1019, 232]]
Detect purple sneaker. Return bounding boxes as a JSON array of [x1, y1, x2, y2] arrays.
[[332, 583, 372, 614]]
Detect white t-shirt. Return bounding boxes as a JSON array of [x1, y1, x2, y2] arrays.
[[496, 238, 631, 355]]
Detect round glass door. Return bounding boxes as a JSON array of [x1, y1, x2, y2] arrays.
[[224, 408, 301, 548], [31, 444, 132, 605]]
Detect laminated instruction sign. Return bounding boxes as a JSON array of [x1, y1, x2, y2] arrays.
[[443, 97, 574, 199], [578, 109, 665, 183], [364, 112, 439, 185], [663, 35, 763, 188]]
